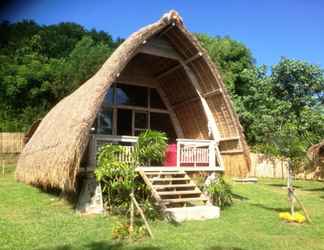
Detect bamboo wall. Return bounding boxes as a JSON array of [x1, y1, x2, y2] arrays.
[[0, 133, 25, 154], [223, 154, 250, 177]]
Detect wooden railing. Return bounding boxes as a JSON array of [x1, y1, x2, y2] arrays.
[[176, 139, 218, 168], [87, 135, 137, 169], [87, 135, 222, 170], [116, 145, 134, 164]]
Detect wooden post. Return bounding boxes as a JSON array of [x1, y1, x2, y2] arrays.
[[130, 193, 154, 239], [287, 161, 295, 214], [209, 142, 216, 168], [129, 190, 134, 234], [291, 191, 312, 224], [176, 141, 180, 168]]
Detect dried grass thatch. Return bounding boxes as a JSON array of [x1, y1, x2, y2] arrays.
[[307, 140, 324, 165], [16, 10, 251, 192]]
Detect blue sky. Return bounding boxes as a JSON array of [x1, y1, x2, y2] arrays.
[[1, 0, 324, 67]]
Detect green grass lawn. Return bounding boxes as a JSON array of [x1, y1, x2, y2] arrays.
[[1, 166, 324, 250]]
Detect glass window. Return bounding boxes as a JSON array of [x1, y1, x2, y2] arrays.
[[134, 129, 147, 136], [135, 112, 148, 129], [150, 113, 176, 140], [102, 86, 114, 107], [117, 109, 132, 135], [150, 89, 166, 109], [97, 109, 113, 134], [116, 84, 148, 107]]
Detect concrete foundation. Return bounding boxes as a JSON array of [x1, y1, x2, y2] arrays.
[[165, 205, 220, 223], [76, 173, 104, 214]]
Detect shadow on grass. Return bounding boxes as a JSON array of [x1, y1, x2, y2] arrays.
[[87, 241, 161, 250], [266, 183, 301, 189], [301, 187, 324, 192], [232, 193, 249, 201], [40, 241, 161, 250], [250, 203, 298, 213], [206, 246, 245, 250]]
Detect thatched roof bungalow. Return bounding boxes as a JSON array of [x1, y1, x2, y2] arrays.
[[307, 140, 324, 166], [16, 10, 251, 193]]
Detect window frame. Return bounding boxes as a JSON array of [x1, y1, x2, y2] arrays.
[[96, 82, 174, 137]]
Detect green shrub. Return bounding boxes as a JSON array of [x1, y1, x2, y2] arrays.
[[95, 144, 137, 210], [135, 130, 168, 166], [95, 130, 168, 217], [112, 220, 148, 241], [206, 175, 233, 209], [111, 221, 130, 240]]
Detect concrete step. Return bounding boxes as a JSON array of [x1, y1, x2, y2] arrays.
[[165, 205, 220, 222]]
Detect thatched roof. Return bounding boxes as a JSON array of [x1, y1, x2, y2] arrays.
[[16, 10, 250, 192], [307, 140, 324, 164]]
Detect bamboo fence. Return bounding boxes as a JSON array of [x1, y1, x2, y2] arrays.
[[0, 133, 25, 154], [1, 133, 24, 175], [250, 153, 324, 180]]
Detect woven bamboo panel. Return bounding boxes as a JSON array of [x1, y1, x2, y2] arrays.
[[219, 140, 241, 152], [206, 97, 237, 138], [173, 102, 208, 139], [159, 67, 197, 105], [188, 58, 218, 93], [222, 154, 249, 177], [0, 133, 25, 154], [165, 28, 198, 59]]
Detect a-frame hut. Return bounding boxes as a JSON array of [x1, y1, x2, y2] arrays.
[[16, 11, 251, 199]]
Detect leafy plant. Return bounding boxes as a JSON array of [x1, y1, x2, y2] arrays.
[[135, 130, 168, 166], [95, 130, 167, 217], [112, 220, 148, 241], [111, 221, 131, 241], [95, 144, 136, 210], [206, 175, 233, 209]]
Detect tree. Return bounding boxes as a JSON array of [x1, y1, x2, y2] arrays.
[[0, 20, 120, 132], [272, 58, 324, 116]]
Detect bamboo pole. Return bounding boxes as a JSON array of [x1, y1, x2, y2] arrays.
[[130, 193, 154, 239], [129, 190, 134, 234], [291, 191, 313, 224], [287, 162, 295, 214]]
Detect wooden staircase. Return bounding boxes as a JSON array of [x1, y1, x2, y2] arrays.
[[138, 169, 208, 210]]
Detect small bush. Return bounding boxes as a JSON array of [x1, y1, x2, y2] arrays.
[[135, 130, 168, 166], [206, 175, 233, 209], [95, 130, 167, 219], [95, 144, 137, 210], [112, 221, 148, 241], [112, 221, 130, 240]]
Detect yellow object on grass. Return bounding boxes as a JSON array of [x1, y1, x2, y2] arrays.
[[279, 212, 305, 223]]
